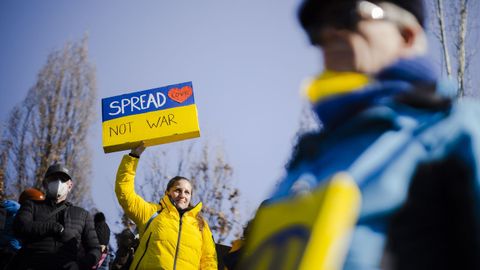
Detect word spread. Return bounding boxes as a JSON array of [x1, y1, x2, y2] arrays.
[[108, 92, 167, 116]]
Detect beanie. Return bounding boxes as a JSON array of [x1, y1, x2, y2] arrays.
[[19, 188, 45, 204], [298, 0, 425, 34], [94, 212, 111, 246]]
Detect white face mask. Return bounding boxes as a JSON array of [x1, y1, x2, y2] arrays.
[[46, 179, 71, 203]]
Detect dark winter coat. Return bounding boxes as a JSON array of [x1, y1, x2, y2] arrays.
[[13, 199, 101, 270]]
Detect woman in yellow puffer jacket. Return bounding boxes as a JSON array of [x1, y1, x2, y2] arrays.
[[115, 144, 218, 270]]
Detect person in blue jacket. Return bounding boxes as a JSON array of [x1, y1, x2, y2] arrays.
[[0, 199, 20, 269], [264, 0, 480, 269]]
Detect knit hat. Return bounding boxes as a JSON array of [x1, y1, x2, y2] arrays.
[[298, 0, 425, 40], [94, 212, 111, 245], [19, 188, 45, 204]]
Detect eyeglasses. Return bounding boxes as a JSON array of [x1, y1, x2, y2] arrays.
[[307, 1, 390, 45]]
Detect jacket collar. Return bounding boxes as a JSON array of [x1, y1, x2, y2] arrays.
[[309, 57, 443, 130], [160, 194, 202, 217]]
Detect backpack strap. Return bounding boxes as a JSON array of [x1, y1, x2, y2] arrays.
[[144, 204, 163, 232], [41, 204, 68, 221]]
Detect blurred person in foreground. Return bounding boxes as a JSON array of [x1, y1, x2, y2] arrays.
[[13, 164, 101, 270], [115, 143, 217, 270], [247, 0, 480, 269]]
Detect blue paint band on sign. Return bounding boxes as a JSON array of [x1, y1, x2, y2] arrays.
[[101, 81, 195, 122]]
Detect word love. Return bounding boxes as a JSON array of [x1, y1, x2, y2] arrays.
[[168, 86, 192, 103]]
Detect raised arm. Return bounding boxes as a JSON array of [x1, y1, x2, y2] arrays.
[[115, 144, 156, 226]]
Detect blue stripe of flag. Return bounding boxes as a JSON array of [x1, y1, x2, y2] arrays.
[[101, 81, 195, 122]]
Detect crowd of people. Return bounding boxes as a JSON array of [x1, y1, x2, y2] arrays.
[[0, 145, 221, 270], [2, 0, 480, 269]]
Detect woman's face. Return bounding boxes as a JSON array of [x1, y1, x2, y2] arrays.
[[166, 179, 192, 210]]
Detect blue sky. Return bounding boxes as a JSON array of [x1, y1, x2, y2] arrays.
[[0, 0, 319, 237]]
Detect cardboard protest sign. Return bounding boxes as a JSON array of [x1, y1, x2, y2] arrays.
[[101, 81, 200, 153]]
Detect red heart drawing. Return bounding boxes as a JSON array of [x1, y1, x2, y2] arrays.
[[168, 86, 193, 103]]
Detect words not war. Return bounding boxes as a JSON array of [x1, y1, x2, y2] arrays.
[[108, 92, 167, 116]]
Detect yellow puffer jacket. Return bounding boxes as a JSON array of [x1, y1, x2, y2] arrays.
[[115, 154, 218, 270]]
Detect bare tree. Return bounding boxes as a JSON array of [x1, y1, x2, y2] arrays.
[[189, 142, 241, 243], [0, 149, 7, 202], [428, 0, 479, 98], [129, 141, 242, 244], [434, 0, 452, 77], [295, 100, 320, 140], [0, 36, 97, 207], [456, 0, 468, 97]]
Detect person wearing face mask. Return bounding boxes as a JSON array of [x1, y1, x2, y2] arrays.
[[13, 164, 101, 270], [115, 143, 218, 270], [241, 0, 480, 270]]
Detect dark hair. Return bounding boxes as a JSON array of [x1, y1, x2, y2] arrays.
[[94, 212, 106, 223], [166, 176, 191, 193], [94, 212, 110, 246], [298, 0, 425, 43]]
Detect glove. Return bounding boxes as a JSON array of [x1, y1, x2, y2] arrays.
[[60, 228, 77, 242], [51, 222, 64, 236]]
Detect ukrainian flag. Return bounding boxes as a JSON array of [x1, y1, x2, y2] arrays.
[[239, 173, 361, 270]]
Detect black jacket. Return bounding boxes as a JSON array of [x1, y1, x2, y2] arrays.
[[13, 199, 101, 270]]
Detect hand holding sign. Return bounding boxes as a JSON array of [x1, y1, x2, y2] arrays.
[[130, 142, 146, 157]]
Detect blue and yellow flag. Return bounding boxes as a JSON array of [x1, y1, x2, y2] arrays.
[[240, 173, 361, 270]]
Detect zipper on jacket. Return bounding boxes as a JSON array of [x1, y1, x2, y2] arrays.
[[134, 232, 152, 270], [173, 218, 183, 270]]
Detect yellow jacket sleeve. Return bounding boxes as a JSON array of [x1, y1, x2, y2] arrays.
[[115, 154, 156, 230], [200, 220, 218, 270]]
